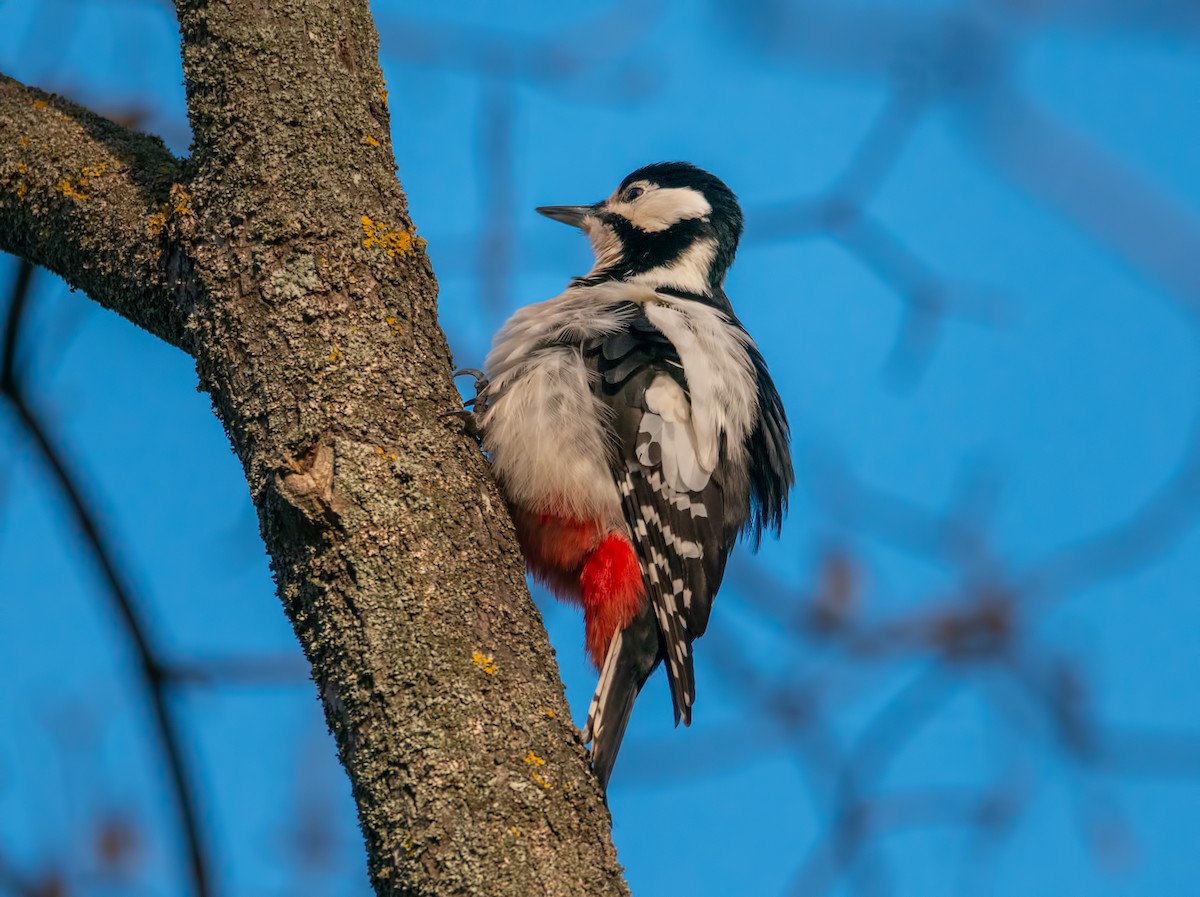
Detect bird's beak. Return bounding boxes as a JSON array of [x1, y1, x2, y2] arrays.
[[535, 204, 597, 229]]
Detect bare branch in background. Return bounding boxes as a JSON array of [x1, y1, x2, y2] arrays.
[[747, 75, 1007, 384], [703, 439, 1200, 896], [0, 260, 213, 897]]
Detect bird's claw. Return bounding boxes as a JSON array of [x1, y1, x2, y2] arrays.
[[444, 368, 489, 440], [453, 367, 489, 398], [441, 407, 483, 439]]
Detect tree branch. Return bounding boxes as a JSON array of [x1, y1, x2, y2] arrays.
[[4, 0, 629, 890], [0, 74, 190, 350], [169, 0, 630, 893]]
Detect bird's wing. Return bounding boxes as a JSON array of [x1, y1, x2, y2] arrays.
[[736, 313, 793, 543], [580, 305, 736, 785]]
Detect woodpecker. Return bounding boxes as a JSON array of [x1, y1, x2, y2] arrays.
[[459, 162, 792, 787]]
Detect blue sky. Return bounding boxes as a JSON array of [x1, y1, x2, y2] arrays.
[[3, 2, 1200, 895]]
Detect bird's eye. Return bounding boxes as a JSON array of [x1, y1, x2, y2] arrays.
[[624, 186, 644, 202]]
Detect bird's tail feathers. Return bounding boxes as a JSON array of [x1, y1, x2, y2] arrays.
[[584, 615, 659, 789]]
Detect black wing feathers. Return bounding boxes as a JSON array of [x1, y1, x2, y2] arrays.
[[583, 304, 734, 725], [593, 310, 685, 394], [579, 298, 792, 785], [743, 335, 793, 544]]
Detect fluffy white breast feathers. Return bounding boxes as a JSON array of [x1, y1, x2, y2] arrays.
[[484, 281, 759, 480]]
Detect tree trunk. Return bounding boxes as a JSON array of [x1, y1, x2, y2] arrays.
[[0, 2, 628, 895]]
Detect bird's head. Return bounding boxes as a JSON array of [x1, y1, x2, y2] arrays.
[[537, 161, 743, 296]]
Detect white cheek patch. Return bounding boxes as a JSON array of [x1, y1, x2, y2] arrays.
[[613, 187, 712, 233]]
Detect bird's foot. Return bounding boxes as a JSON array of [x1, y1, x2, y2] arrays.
[[441, 368, 490, 439], [454, 367, 490, 401]]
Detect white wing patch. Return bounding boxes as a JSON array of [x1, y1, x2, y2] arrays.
[[638, 374, 712, 494], [642, 298, 758, 474]]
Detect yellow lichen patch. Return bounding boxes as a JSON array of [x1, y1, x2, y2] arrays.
[[363, 134, 381, 147], [56, 178, 88, 200], [380, 86, 389, 108], [541, 707, 556, 720], [32, 99, 48, 110], [385, 316, 402, 335], [17, 136, 29, 148], [328, 346, 343, 362], [471, 650, 497, 675], [57, 161, 111, 202], [15, 183, 26, 199], [146, 212, 169, 237], [508, 827, 521, 838], [146, 185, 194, 237], [361, 215, 418, 258], [169, 184, 194, 216], [524, 751, 551, 788]]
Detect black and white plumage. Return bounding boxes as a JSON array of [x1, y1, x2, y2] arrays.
[[473, 162, 793, 788]]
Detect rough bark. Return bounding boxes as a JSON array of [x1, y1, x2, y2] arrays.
[[0, 75, 189, 348], [0, 2, 630, 895]]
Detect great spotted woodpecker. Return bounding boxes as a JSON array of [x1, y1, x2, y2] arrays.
[[459, 162, 792, 787]]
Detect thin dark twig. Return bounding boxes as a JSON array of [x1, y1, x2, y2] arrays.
[[0, 261, 33, 391], [0, 261, 211, 897], [477, 84, 516, 316]]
